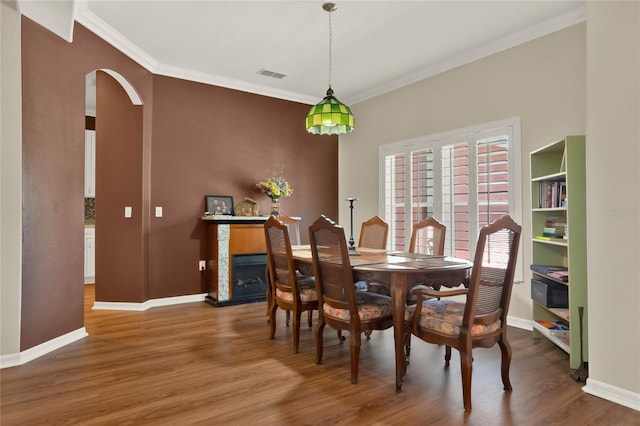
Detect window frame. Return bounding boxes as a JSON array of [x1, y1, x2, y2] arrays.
[[378, 116, 523, 281]]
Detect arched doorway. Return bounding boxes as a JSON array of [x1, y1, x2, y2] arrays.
[[84, 69, 144, 316]]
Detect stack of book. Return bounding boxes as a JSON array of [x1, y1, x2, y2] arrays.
[[543, 216, 567, 239], [534, 320, 570, 346], [530, 264, 569, 282]]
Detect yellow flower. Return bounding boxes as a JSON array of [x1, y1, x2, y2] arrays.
[[257, 171, 293, 199]]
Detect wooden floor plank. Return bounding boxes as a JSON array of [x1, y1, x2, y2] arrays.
[[1, 285, 637, 425]]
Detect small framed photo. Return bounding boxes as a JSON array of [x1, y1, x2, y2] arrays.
[[205, 195, 234, 216]]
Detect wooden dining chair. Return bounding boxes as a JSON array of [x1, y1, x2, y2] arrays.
[[264, 216, 317, 354], [409, 216, 446, 255], [372, 217, 446, 302], [278, 214, 302, 246], [272, 215, 310, 325], [405, 216, 447, 307], [309, 215, 394, 384], [405, 214, 521, 411], [358, 216, 389, 250]]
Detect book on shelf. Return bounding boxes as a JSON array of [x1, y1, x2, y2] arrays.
[[530, 264, 569, 282], [535, 320, 569, 330], [543, 216, 567, 238], [547, 270, 569, 281], [534, 320, 570, 346], [537, 181, 567, 208], [534, 235, 565, 242]]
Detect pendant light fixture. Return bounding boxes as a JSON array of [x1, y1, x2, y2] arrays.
[[305, 2, 355, 135]]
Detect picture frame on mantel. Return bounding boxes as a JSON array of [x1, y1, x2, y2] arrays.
[[205, 195, 234, 216]]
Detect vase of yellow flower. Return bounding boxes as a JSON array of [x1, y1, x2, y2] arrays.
[[270, 198, 280, 216], [257, 170, 293, 216]]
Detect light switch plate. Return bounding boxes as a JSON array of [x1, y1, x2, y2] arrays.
[[125, 206, 132, 218], [155, 206, 163, 217]]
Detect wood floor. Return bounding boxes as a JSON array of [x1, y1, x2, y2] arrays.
[[1, 285, 637, 425]]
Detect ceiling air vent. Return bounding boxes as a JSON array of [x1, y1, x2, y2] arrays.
[[257, 68, 286, 79]]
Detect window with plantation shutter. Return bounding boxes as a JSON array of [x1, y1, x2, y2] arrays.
[[379, 117, 522, 281]]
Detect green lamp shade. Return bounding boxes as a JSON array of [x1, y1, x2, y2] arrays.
[[306, 88, 355, 135]]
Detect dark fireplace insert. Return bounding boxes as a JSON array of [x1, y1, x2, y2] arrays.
[[231, 253, 267, 304]]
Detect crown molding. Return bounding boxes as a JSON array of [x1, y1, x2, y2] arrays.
[[74, 2, 585, 107], [75, 2, 159, 73], [74, 1, 317, 105], [153, 63, 319, 105]]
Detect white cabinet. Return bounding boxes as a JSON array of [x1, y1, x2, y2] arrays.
[[84, 227, 95, 284], [85, 130, 96, 197]]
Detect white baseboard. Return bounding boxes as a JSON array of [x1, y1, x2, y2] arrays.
[[583, 378, 640, 412], [0, 293, 207, 368], [0, 327, 88, 369], [92, 293, 206, 311], [507, 315, 533, 331]]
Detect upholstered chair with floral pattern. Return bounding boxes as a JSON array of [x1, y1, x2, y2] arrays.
[[309, 215, 394, 384], [405, 214, 521, 411]]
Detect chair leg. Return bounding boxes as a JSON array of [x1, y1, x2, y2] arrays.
[[349, 330, 362, 384], [269, 302, 278, 340], [337, 330, 346, 343], [265, 266, 272, 319], [444, 345, 452, 367], [498, 335, 513, 391], [404, 332, 412, 361], [286, 310, 291, 327], [307, 309, 313, 329], [293, 310, 302, 354], [364, 330, 372, 340], [315, 319, 325, 364], [459, 349, 473, 411]]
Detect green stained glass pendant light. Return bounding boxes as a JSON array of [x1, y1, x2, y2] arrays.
[[306, 2, 355, 135]]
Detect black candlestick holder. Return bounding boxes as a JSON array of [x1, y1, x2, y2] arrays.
[[346, 197, 359, 255]]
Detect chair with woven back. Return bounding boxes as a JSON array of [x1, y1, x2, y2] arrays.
[[404, 214, 521, 411], [309, 215, 394, 384], [358, 215, 389, 249], [264, 216, 317, 354], [278, 214, 302, 247], [409, 216, 446, 256], [273, 214, 307, 326], [405, 216, 447, 306]]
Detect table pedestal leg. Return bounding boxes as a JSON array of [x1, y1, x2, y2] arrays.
[[391, 273, 408, 391]]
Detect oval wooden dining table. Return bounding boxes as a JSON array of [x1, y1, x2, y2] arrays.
[[289, 246, 472, 390]]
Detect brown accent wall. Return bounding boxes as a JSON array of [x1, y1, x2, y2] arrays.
[[20, 17, 337, 349], [20, 18, 85, 350], [95, 71, 145, 302], [148, 76, 338, 298]]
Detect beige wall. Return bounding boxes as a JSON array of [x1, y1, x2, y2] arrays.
[[585, 1, 640, 399], [340, 24, 587, 325], [1, 1, 22, 357]]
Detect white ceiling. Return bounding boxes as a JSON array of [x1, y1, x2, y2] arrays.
[[74, 0, 585, 112]]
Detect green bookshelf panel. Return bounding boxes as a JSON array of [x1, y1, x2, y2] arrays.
[[530, 136, 587, 371]]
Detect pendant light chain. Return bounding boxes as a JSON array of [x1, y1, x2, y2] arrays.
[[328, 7, 333, 89]]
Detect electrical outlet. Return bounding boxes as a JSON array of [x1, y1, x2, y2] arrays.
[[198, 260, 206, 271]]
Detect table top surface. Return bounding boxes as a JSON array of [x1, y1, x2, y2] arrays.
[[290, 246, 472, 273]]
